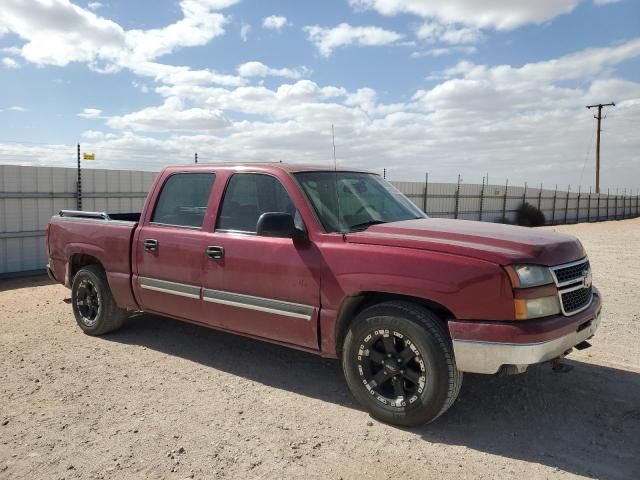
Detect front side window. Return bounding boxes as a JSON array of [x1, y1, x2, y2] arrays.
[[151, 173, 216, 228], [217, 173, 299, 233], [294, 172, 425, 233]]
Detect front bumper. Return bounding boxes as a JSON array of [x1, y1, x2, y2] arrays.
[[449, 290, 602, 374]]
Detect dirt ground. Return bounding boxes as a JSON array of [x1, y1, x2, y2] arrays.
[[1, 218, 639, 480]]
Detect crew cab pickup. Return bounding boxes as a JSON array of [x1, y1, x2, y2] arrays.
[[46, 164, 601, 426]]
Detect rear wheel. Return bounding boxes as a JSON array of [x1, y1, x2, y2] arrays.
[[71, 265, 127, 335], [342, 301, 462, 426]]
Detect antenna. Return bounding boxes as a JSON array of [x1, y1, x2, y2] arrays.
[[331, 124, 343, 233], [331, 124, 337, 169]]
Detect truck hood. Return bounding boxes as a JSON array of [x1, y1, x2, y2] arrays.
[[345, 218, 585, 266]]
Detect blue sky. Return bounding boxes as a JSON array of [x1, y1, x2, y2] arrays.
[[0, 0, 639, 189]]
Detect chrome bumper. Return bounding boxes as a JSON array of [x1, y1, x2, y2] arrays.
[[453, 310, 601, 374]]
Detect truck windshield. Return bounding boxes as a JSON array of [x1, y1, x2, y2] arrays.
[[294, 171, 426, 233]]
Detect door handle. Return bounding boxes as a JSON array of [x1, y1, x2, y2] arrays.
[[143, 239, 158, 252], [206, 245, 224, 259]]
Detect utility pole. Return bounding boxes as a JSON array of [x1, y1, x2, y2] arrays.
[[586, 102, 615, 194]]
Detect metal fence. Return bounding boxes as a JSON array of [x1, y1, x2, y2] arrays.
[[1, 164, 638, 276], [395, 178, 640, 224], [0, 165, 156, 276]]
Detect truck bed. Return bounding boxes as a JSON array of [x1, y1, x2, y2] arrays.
[[46, 210, 141, 310]]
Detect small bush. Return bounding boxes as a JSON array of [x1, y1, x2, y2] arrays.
[[516, 202, 546, 227]]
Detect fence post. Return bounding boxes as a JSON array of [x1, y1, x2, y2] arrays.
[[637, 192, 639, 218], [522, 182, 527, 206], [606, 188, 610, 220], [563, 185, 570, 224], [587, 186, 591, 222], [615, 189, 618, 220], [537, 183, 543, 210], [76, 143, 82, 211], [502, 179, 509, 221], [479, 176, 485, 221], [551, 184, 557, 225], [623, 189, 626, 219], [576, 186, 581, 223], [423, 172, 428, 213], [454, 174, 461, 219]]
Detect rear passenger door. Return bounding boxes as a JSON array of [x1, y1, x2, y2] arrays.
[[133, 172, 216, 322], [200, 173, 321, 350]]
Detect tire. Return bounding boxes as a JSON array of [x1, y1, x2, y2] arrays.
[[71, 265, 127, 335], [342, 301, 462, 427]]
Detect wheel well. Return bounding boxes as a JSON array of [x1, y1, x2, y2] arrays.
[[68, 254, 103, 284], [334, 292, 455, 359]]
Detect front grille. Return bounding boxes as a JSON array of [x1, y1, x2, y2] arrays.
[[553, 259, 590, 285], [551, 258, 593, 316], [561, 286, 593, 315]]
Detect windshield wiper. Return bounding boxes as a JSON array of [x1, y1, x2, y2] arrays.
[[348, 220, 388, 232]]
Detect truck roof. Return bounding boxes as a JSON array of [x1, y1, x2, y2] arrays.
[[161, 162, 374, 175]]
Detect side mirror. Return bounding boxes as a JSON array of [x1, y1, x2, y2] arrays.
[[256, 212, 307, 241]]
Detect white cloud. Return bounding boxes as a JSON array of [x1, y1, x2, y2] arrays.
[[0, 0, 126, 67], [240, 22, 251, 41], [129, 61, 245, 87], [66, 38, 640, 189], [1, 57, 19, 69], [132, 81, 149, 93], [78, 108, 103, 118], [411, 46, 476, 58], [593, 0, 620, 4], [82, 129, 117, 140], [416, 21, 482, 44], [237, 61, 310, 79], [87, 2, 103, 11], [349, 0, 581, 30], [107, 97, 230, 132], [8, 106, 26, 112], [0, 0, 240, 78], [123, 1, 232, 62], [304, 23, 403, 57], [2, 46, 22, 55], [262, 15, 289, 31]]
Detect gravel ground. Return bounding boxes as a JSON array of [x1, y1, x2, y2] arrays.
[[1, 218, 639, 480]]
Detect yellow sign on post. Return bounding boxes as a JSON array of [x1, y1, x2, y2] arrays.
[[83, 153, 95, 160]]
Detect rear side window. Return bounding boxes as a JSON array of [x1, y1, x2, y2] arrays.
[[151, 173, 216, 228], [217, 173, 297, 232]]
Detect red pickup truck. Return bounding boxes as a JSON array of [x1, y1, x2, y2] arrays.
[[46, 163, 601, 426]]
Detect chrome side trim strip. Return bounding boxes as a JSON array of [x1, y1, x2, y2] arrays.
[[139, 277, 201, 299], [202, 288, 314, 320]]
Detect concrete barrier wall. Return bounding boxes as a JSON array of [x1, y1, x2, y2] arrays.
[[1, 165, 638, 275]]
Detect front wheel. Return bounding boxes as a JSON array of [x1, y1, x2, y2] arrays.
[[71, 265, 127, 335], [342, 301, 462, 426]]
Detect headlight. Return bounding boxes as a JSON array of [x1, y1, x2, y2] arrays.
[[505, 264, 554, 288], [514, 296, 561, 320]]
